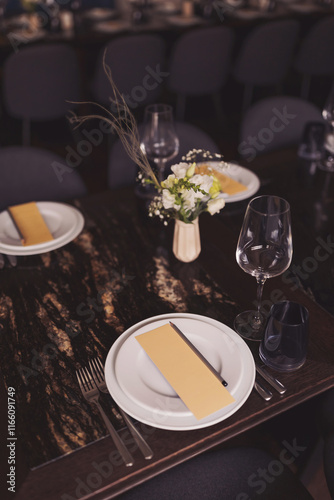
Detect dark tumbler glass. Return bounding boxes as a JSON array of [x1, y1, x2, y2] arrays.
[[259, 301, 309, 372]]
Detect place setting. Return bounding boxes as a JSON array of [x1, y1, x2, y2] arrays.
[[75, 190, 308, 457], [0, 200, 85, 256]]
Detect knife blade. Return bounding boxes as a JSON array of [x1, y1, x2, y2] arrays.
[[256, 364, 286, 394], [254, 379, 273, 401], [169, 321, 228, 387], [6, 255, 17, 267]]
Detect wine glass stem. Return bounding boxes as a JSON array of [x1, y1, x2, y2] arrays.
[[157, 160, 165, 183], [255, 278, 266, 324]]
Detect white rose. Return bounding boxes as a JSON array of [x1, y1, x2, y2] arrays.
[[181, 188, 197, 211], [190, 174, 213, 197], [162, 190, 179, 210], [207, 197, 225, 215], [171, 163, 189, 179]]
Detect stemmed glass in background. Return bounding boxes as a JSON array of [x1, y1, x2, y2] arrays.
[[234, 195, 293, 341], [140, 104, 179, 183], [321, 82, 334, 171]]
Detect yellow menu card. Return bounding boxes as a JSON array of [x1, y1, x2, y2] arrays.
[[8, 202, 54, 246], [196, 164, 247, 195], [136, 323, 235, 420]]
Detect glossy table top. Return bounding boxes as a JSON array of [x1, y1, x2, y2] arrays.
[[0, 148, 334, 499]]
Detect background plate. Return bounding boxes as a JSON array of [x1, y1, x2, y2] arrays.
[[0, 202, 84, 255]]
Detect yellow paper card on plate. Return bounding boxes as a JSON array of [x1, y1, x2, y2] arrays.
[[196, 164, 247, 195], [8, 202, 54, 246], [136, 323, 235, 420]]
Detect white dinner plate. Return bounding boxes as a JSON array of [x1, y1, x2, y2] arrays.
[[155, 2, 180, 15], [82, 8, 117, 21], [0, 202, 84, 256], [200, 161, 260, 203], [287, 3, 320, 13], [93, 20, 130, 33], [105, 313, 255, 431], [166, 15, 203, 26], [229, 8, 269, 19]]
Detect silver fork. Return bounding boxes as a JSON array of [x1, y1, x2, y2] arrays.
[[89, 357, 154, 460], [76, 366, 134, 467]]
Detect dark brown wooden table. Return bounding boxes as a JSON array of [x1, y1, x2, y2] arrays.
[[1, 148, 334, 500]]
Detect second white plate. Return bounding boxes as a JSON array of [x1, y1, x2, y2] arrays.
[[0, 202, 84, 255], [203, 162, 261, 203]]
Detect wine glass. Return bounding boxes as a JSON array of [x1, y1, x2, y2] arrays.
[[321, 82, 334, 171], [140, 104, 179, 183], [234, 195, 293, 341]]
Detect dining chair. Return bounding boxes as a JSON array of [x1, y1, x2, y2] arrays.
[[166, 25, 235, 121], [117, 446, 313, 499], [2, 43, 81, 146], [0, 146, 87, 211], [107, 121, 221, 189], [238, 95, 324, 161], [293, 16, 334, 100], [232, 19, 300, 112], [91, 34, 166, 111]]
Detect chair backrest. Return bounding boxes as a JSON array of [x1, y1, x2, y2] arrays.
[[108, 122, 221, 189], [2, 43, 80, 121], [294, 16, 334, 77], [233, 19, 300, 86], [167, 26, 234, 95], [0, 146, 87, 211], [238, 96, 324, 160], [91, 34, 166, 109]]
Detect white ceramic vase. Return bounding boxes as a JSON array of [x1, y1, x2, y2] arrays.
[[172, 218, 201, 263]]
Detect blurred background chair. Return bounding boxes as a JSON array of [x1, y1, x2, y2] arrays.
[[2, 43, 81, 146], [232, 19, 300, 112], [108, 121, 221, 189], [91, 34, 166, 114], [0, 146, 87, 210], [117, 446, 313, 500], [238, 95, 324, 160], [293, 16, 334, 101], [166, 26, 235, 121]]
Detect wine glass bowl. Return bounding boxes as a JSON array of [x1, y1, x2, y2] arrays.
[[234, 195, 293, 341], [140, 104, 179, 183]]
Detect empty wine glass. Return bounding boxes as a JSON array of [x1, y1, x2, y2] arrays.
[[140, 104, 179, 183], [234, 195, 293, 341], [321, 83, 334, 171]]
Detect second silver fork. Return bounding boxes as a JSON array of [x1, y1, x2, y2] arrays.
[[89, 357, 153, 460]]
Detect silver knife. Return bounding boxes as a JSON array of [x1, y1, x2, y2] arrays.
[[169, 321, 228, 387], [256, 364, 286, 394], [254, 379, 273, 401], [6, 255, 17, 267]]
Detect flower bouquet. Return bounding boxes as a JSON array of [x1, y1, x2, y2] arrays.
[[144, 151, 226, 226]]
